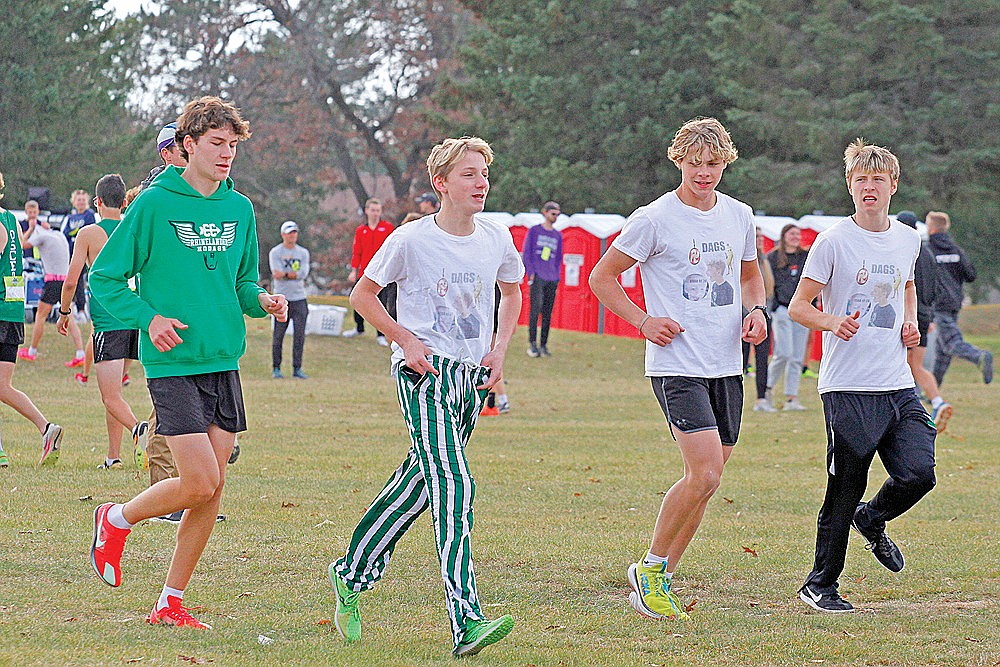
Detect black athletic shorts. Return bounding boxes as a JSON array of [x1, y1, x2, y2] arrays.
[[0, 320, 24, 363], [93, 329, 139, 363], [147, 370, 247, 436], [650, 374, 744, 446], [40, 280, 63, 305]]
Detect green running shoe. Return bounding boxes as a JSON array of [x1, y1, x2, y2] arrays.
[[328, 563, 361, 643], [453, 615, 514, 657], [627, 562, 689, 620], [0, 450, 8, 468]]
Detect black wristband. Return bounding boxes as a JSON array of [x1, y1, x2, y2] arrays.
[[750, 304, 769, 321], [58, 308, 72, 316]]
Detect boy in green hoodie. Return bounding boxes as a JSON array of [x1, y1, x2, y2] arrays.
[[0, 171, 63, 468], [88, 97, 288, 629]]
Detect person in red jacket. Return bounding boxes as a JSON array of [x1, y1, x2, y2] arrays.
[[344, 198, 394, 345]]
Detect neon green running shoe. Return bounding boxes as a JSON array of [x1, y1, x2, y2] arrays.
[[453, 615, 514, 657], [627, 562, 689, 620], [0, 450, 8, 468], [328, 563, 361, 643]]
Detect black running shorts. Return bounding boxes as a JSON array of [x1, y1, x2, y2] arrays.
[[0, 321, 24, 363], [650, 374, 744, 446], [40, 280, 63, 305], [147, 370, 247, 436], [93, 329, 139, 363]]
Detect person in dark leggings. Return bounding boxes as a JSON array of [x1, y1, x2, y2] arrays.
[[745, 227, 775, 411]]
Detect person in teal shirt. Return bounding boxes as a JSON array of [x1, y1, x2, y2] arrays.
[[88, 97, 288, 630], [0, 171, 63, 468]]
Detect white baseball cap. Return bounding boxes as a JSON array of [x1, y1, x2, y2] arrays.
[[156, 122, 178, 152], [280, 220, 299, 234]]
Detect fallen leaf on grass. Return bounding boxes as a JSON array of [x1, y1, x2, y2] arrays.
[[722, 497, 734, 504], [178, 657, 213, 665], [810, 661, 825, 664], [236, 592, 254, 598], [684, 598, 698, 613], [281, 501, 297, 508], [342, 464, 352, 469], [588, 478, 601, 483], [543, 624, 565, 631], [853, 574, 867, 583], [947, 516, 957, 522], [125, 659, 145, 664], [63, 617, 78, 622], [964, 637, 982, 643], [316, 619, 330, 625], [78, 495, 93, 501], [842, 630, 856, 638], [742, 546, 758, 557], [746, 601, 759, 608], [573, 492, 582, 497]]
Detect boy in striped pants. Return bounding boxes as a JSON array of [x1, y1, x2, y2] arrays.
[[329, 137, 524, 657]]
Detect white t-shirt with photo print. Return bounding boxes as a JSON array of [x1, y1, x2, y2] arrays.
[[613, 190, 756, 378], [800, 217, 920, 393], [364, 214, 525, 367]]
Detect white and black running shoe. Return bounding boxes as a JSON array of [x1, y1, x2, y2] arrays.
[[799, 585, 855, 613]]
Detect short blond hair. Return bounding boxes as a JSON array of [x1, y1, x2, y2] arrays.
[[426, 136, 494, 195], [925, 211, 950, 232], [667, 117, 738, 166], [844, 138, 899, 182]]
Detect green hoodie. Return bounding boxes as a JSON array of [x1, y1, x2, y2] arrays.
[[90, 166, 267, 378]]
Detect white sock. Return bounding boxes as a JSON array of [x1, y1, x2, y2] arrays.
[[107, 503, 134, 530], [642, 551, 668, 569], [497, 394, 509, 405], [28, 347, 37, 355], [157, 585, 184, 611], [931, 396, 944, 409], [75, 349, 85, 359]]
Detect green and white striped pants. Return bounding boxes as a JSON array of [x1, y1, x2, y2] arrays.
[[334, 355, 490, 645]]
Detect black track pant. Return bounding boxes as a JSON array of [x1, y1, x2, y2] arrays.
[[273, 298, 309, 370], [804, 388, 936, 594], [528, 278, 558, 346]]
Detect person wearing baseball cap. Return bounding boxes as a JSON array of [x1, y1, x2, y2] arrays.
[[415, 192, 439, 215], [270, 220, 311, 379], [140, 122, 187, 190]]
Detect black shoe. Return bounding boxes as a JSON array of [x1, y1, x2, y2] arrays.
[[150, 510, 184, 524], [539, 345, 551, 357], [228, 442, 240, 465], [527, 343, 540, 358], [799, 585, 854, 613], [852, 503, 904, 572], [979, 350, 993, 384]]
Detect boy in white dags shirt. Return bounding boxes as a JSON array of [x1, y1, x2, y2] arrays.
[[790, 139, 936, 613], [590, 117, 768, 619], [329, 137, 523, 658]]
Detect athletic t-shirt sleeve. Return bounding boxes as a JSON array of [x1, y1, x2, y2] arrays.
[[363, 231, 405, 288], [801, 234, 834, 286], [268, 245, 282, 275], [497, 229, 525, 283], [298, 248, 310, 281], [741, 212, 756, 262], [612, 211, 657, 263]]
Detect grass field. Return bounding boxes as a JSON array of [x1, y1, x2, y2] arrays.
[[0, 312, 997, 666]]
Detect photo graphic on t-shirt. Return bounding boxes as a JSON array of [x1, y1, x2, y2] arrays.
[[868, 282, 896, 329], [706, 259, 734, 306], [454, 290, 481, 340], [683, 273, 710, 301], [845, 292, 873, 319]]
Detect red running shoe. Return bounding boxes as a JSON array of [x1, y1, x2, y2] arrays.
[[75, 373, 88, 385], [90, 502, 130, 587], [65, 356, 85, 368], [148, 596, 213, 629]]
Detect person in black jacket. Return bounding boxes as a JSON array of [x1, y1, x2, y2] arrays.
[[765, 224, 810, 410], [926, 211, 992, 385], [897, 212, 952, 432]]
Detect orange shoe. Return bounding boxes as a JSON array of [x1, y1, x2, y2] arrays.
[[65, 356, 85, 368], [148, 596, 213, 630]]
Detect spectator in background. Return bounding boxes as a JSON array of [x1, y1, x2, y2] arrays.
[[746, 227, 775, 411], [63, 189, 97, 316], [18, 211, 86, 366], [523, 201, 563, 357], [141, 122, 187, 189], [20, 200, 41, 260], [896, 211, 952, 431], [270, 220, 310, 379], [766, 224, 810, 410], [926, 211, 992, 385], [415, 192, 439, 215], [345, 198, 394, 345]]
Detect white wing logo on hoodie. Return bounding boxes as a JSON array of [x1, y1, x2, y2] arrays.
[[169, 221, 239, 270]]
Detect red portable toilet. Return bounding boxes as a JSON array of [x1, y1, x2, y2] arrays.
[[556, 214, 627, 335], [796, 214, 845, 249], [600, 228, 646, 338], [754, 215, 797, 255]]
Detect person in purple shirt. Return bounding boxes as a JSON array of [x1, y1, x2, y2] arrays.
[[63, 189, 97, 314], [523, 201, 564, 357]]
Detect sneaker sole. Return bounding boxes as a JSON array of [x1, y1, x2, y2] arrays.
[[934, 404, 953, 433], [798, 590, 854, 613], [90, 504, 119, 587], [626, 564, 665, 620], [454, 615, 515, 657], [40, 427, 63, 466]]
